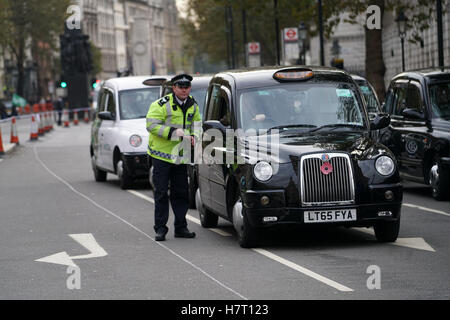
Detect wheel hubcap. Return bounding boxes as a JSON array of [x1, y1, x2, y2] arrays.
[[232, 198, 243, 235], [430, 164, 439, 191], [117, 160, 124, 180]]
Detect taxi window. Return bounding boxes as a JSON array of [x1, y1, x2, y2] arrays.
[[105, 90, 116, 117], [356, 80, 380, 113], [406, 81, 424, 114], [429, 81, 450, 119], [237, 83, 365, 131], [119, 88, 161, 120]]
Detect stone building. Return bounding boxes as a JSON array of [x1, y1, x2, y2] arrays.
[[309, 3, 450, 90]]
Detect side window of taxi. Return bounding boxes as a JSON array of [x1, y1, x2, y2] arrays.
[[211, 88, 231, 127], [105, 90, 116, 118], [392, 81, 408, 117], [406, 81, 424, 114]]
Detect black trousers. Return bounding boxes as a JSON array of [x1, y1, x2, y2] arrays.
[[152, 157, 189, 234]]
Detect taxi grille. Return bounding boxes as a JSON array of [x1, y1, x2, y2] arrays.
[[300, 153, 355, 206]]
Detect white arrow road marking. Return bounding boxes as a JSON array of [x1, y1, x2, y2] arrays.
[[69, 233, 108, 259], [354, 228, 435, 252], [35, 233, 107, 267], [35, 251, 78, 267]]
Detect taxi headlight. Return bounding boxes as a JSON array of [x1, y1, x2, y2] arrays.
[[375, 156, 395, 176], [129, 135, 142, 148], [253, 161, 273, 182]]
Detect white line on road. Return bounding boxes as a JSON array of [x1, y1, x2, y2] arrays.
[[33, 147, 248, 300], [252, 248, 354, 292], [129, 190, 353, 292], [403, 203, 450, 217]]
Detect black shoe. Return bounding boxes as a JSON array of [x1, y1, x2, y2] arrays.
[[155, 230, 166, 241], [174, 229, 196, 238]]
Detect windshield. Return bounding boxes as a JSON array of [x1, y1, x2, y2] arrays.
[[429, 81, 450, 119], [191, 88, 207, 116], [355, 80, 380, 113], [237, 82, 367, 133], [119, 88, 161, 120]]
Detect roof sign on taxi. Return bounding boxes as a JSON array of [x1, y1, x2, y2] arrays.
[[273, 69, 314, 82]]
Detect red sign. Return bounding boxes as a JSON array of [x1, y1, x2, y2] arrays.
[[248, 42, 260, 54], [284, 28, 298, 42]]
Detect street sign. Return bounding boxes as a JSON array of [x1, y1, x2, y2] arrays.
[[248, 42, 260, 55], [283, 28, 298, 42]]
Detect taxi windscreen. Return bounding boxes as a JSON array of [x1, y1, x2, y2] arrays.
[[237, 83, 366, 132], [119, 88, 161, 120], [429, 81, 450, 119]]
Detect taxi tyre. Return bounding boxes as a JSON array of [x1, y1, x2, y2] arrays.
[[373, 218, 400, 243], [195, 188, 218, 228], [117, 158, 133, 190], [233, 197, 259, 248], [429, 158, 450, 201], [92, 155, 107, 182]]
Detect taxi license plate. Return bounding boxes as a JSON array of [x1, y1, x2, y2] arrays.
[[304, 209, 357, 223]]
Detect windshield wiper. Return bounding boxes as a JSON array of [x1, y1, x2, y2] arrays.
[[267, 124, 317, 133], [309, 123, 365, 132]]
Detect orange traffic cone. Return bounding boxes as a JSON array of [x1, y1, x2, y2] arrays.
[[30, 115, 39, 141], [84, 110, 90, 123], [0, 128, 5, 155], [10, 117, 19, 144], [38, 113, 45, 136], [48, 111, 54, 130], [63, 110, 70, 127], [73, 110, 79, 125]]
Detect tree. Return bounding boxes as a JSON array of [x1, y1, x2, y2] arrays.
[[321, 0, 437, 100], [0, 0, 70, 98], [180, 0, 439, 100]]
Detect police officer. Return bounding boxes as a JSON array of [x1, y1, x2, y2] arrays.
[[146, 74, 202, 241]]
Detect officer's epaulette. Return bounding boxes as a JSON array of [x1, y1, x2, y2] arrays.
[[189, 95, 197, 105], [158, 95, 170, 106]]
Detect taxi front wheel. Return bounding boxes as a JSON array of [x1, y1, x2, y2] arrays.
[[117, 159, 133, 190], [92, 155, 107, 182], [374, 219, 400, 243], [429, 160, 450, 201], [233, 198, 259, 248]]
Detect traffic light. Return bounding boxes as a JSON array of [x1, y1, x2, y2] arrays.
[[60, 81, 68, 88], [90, 78, 100, 89]]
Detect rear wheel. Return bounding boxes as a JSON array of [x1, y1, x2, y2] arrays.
[[374, 219, 400, 243], [117, 159, 133, 190]]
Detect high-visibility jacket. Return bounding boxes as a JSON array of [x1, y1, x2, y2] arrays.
[[146, 93, 202, 164]]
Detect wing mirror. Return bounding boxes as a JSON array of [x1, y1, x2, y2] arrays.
[[203, 120, 229, 134], [370, 113, 390, 130], [98, 111, 116, 121], [402, 108, 425, 120]]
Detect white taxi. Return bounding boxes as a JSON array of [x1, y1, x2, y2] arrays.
[[90, 76, 167, 189]]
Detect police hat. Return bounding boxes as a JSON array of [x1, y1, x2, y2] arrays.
[[171, 74, 193, 86]]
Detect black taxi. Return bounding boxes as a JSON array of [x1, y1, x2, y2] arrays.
[[194, 66, 402, 248], [380, 68, 450, 200]]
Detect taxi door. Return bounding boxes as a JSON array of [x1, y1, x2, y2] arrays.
[[98, 88, 117, 171], [385, 79, 429, 182]]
